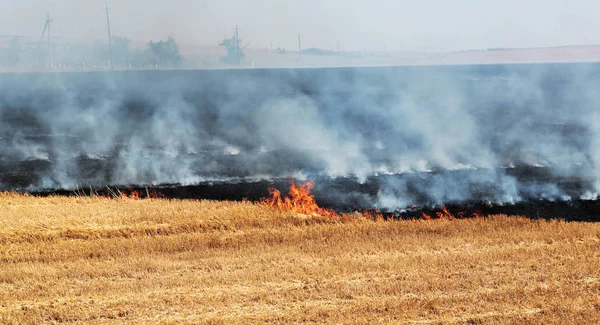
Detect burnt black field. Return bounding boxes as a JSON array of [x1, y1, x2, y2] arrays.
[[2, 63, 600, 216]]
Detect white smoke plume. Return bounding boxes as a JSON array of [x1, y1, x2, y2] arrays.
[[0, 63, 599, 211]]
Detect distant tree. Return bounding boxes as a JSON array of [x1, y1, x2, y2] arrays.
[[90, 40, 109, 66], [112, 36, 132, 67], [55, 37, 131, 69], [0, 38, 22, 67], [301, 48, 335, 56], [219, 35, 247, 65], [145, 37, 183, 68], [0, 45, 7, 67]]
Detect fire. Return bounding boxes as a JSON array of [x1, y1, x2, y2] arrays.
[[114, 187, 164, 200], [121, 189, 141, 199], [363, 209, 384, 221], [436, 206, 456, 220], [260, 181, 337, 217], [259, 182, 484, 221], [421, 212, 433, 220]]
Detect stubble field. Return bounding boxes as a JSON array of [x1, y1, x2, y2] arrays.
[[0, 192, 599, 324]]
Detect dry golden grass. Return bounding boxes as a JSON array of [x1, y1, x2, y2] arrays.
[[0, 192, 599, 324]]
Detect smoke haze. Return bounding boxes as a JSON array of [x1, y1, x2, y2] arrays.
[[1, 63, 600, 211], [2, 1, 600, 211], [2, 0, 600, 51]]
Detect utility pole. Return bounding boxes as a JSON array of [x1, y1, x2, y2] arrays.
[[104, 2, 114, 70], [40, 14, 53, 68], [47, 14, 53, 68], [235, 25, 241, 66], [298, 34, 302, 60]]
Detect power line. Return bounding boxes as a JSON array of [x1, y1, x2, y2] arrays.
[[104, 2, 114, 70]]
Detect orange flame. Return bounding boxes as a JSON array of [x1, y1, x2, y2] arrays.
[[436, 206, 455, 220], [121, 189, 140, 199], [117, 188, 164, 200], [260, 181, 337, 216], [146, 188, 164, 199], [421, 212, 433, 220], [363, 209, 384, 221]]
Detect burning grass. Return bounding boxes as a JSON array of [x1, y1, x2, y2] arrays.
[[260, 181, 338, 217], [1, 192, 600, 324]]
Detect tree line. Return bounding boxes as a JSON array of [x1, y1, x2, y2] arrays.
[[0, 36, 183, 70]]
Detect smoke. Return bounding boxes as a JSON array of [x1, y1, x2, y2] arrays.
[[3, 1, 600, 52], [0, 63, 599, 210]]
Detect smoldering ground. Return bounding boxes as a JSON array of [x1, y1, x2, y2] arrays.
[[1, 63, 599, 210]]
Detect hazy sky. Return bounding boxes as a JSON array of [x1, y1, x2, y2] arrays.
[[1, 0, 599, 52]]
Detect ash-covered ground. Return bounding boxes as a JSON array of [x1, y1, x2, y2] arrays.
[[2, 63, 600, 214]]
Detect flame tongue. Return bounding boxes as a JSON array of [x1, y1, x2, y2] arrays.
[[261, 181, 337, 216], [436, 206, 455, 220]]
